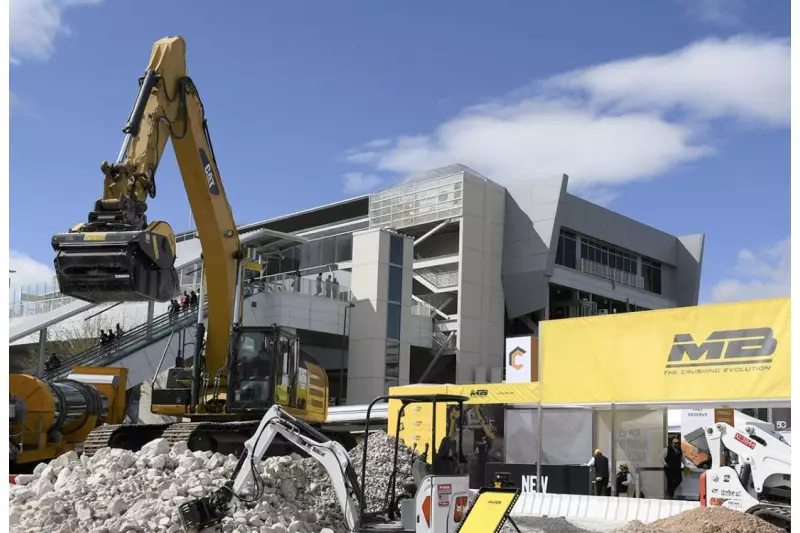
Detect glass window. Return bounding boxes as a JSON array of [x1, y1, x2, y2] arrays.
[[563, 236, 576, 269], [389, 235, 404, 266], [335, 234, 352, 263], [388, 265, 402, 303], [306, 239, 322, 269], [643, 259, 662, 295], [555, 237, 564, 265], [386, 303, 401, 341], [322, 236, 336, 266]]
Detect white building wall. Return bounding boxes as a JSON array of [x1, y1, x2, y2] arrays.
[[347, 228, 414, 404], [456, 172, 506, 383]]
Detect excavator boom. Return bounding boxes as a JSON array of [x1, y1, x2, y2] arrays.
[[51, 36, 241, 383]]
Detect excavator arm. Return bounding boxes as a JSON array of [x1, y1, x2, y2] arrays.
[[178, 405, 362, 533], [51, 36, 242, 382]]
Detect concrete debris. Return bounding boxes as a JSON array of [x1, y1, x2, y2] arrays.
[[9, 430, 419, 533], [613, 506, 786, 533]]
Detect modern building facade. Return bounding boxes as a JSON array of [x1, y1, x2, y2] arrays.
[[10, 164, 705, 406]]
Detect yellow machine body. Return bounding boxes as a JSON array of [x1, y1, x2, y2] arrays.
[[9, 367, 128, 467]]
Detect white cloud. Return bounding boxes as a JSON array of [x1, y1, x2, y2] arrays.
[[10, 0, 104, 64], [681, 0, 748, 27], [548, 34, 789, 126], [344, 35, 789, 196], [363, 139, 392, 149], [343, 172, 383, 195], [710, 237, 790, 303], [9, 250, 56, 294], [574, 188, 620, 207]]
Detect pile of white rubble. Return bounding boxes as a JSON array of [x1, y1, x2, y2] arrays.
[[9, 430, 419, 533]]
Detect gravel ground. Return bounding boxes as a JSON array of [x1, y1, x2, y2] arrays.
[[503, 516, 617, 532]]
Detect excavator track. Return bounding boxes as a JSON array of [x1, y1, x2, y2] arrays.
[[82, 423, 173, 457], [84, 420, 358, 459], [161, 421, 262, 456]]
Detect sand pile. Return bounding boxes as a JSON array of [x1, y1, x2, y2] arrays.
[[614, 506, 786, 533]]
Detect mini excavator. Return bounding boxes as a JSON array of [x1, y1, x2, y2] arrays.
[[179, 394, 521, 533], [45, 36, 351, 457]]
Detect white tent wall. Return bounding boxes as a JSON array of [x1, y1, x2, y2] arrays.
[[595, 409, 666, 499], [505, 407, 593, 465]]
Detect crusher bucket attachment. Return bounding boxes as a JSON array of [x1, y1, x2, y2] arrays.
[[51, 220, 180, 304]]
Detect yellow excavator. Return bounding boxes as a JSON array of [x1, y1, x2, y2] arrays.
[[45, 35, 352, 457]]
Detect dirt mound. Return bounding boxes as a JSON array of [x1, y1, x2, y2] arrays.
[[614, 506, 785, 533]]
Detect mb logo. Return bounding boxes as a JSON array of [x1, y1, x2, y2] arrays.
[[508, 346, 526, 371], [666, 328, 777, 369]]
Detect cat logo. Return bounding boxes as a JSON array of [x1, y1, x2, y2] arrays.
[[199, 148, 220, 196]]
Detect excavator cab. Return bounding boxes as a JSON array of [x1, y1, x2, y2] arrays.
[[227, 326, 295, 411]]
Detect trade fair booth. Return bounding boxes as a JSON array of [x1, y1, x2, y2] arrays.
[[389, 297, 790, 501], [537, 296, 791, 499]]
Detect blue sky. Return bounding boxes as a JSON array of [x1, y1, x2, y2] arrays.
[[9, 0, 790, 304]]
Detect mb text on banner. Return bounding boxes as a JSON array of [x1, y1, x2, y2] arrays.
[[539, 297, 791, 405]]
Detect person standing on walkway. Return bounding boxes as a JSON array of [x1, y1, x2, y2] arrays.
[[316, 273, 323, 296], [586, 449, 610, 496], [616, 463, 634, 497], [663, 437, 688, 499], [190, 290, 198, 309]]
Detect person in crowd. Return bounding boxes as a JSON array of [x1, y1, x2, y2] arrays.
[[293, 269, 302, 293], [100, 331, 109, 345], [663, 437, 690, 499], [181, 291, 190, 313], [44, 353, 61, 372], [616, 463, 634, 497], [586, 448, 610, 496], [325, 274, 332, 298], [316, 273, 323, 296], [332, 276, 340, 299], [168, 299, 180, 320], [106, 329, 116, 344], [190, 290, 198, 308], [115, 323, 124, 338]]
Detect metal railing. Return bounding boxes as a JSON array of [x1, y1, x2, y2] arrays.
[[37, 300, 205, 380], [32, 273, 355, 379], [415, 266, 459, 289], [433, 331, 456, 353], [9, 282, 204, 319], [246, 272, 352, 302], [580, 259, 645, 289]]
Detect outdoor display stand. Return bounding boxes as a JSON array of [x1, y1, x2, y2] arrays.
[[455, 487, 522, 533]]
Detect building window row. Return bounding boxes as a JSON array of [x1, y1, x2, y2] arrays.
[[385, 234, 404, 390], [642, 258, 662, 295], [555, 228, 663, 296], [580, 235, 638, 275], [263, 233, 353, 276]]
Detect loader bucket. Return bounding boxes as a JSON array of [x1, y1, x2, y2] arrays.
[[51, 226, 179, 304]]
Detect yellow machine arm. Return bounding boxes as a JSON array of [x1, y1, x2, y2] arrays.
[[51, 36, 243, 384]]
